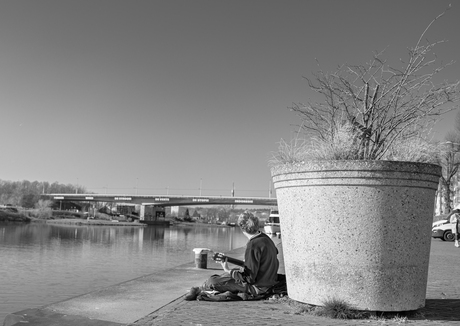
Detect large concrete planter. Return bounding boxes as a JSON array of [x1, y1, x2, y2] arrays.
[[271, 160, 441, 311]]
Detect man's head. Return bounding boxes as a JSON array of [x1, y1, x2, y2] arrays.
[[238, 211, 259, 235]]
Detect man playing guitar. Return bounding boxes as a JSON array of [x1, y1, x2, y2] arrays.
[[185, 211, 279, 300]]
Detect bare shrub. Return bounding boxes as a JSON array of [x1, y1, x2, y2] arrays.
[[33, 199, 53, 219], [285, 8, 459, 162]]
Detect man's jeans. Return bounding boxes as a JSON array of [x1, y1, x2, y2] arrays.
[[202, 272, 246, 293]]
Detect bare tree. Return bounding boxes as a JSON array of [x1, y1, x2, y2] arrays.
[[291, 8, 460, 160], [438, 113, 460, 213]]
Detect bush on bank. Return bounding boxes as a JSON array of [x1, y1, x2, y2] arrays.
[[0, 209, 31, 222]]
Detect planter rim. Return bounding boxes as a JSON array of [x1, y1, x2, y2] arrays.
[[270, 159, 441, 176]]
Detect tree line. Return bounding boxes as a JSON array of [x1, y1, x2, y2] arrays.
[[0, 180, 86, 208]]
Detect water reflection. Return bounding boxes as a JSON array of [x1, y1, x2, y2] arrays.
[[0, 223, 247, 324]]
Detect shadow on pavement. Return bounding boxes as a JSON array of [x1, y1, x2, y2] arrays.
[[412, 299, 460, 322]]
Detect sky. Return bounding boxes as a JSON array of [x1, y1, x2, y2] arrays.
[[0, 0, 459, 198]]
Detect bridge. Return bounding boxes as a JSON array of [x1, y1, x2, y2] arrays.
[[42, 193, 278, 222], [43, 193, 277, 207]]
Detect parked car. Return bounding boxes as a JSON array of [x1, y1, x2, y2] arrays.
[[432, 216, 455, 241]]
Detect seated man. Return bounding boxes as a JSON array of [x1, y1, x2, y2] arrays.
[[185, 211, 280, 300]]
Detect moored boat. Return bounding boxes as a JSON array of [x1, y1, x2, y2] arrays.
[[264, 209, 280, 234]]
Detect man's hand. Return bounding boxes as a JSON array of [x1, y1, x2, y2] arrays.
[[220, 257, 231, 273]]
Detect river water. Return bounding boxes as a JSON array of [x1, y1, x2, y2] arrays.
[[0, 222, 248, 324]]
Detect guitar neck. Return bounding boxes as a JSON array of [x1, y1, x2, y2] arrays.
[[212, 252, 245, 267], [225, 255, 245, 267]]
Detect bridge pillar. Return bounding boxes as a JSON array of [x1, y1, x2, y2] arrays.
[[170, 206, 179, 217], [139, 205, 145, 220]]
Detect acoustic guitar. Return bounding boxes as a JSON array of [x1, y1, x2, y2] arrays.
[[212, 252, 244, 267]]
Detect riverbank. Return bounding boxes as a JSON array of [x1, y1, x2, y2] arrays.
[[0, 208, 146, 226], [41, 218, 147, 226], [0, 212, 146, 226], [172, 220, 237, 228], [0, 209, 31, 222], [0, 209, 239, 227], [43, 219, 240, 227]]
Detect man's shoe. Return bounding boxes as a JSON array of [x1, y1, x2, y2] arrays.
[[185, 287, 201, 301], [455, 240, 459, 248]]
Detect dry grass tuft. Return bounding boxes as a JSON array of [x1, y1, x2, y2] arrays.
[[313, 298, 363, 319], [270, 126, 439, 166]]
